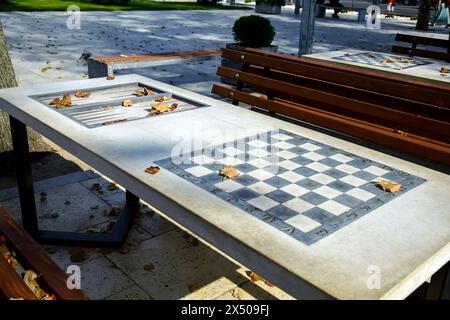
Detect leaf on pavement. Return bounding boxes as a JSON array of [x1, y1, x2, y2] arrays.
[[377, 179, 401, 193], [219, 165, 240, 180]]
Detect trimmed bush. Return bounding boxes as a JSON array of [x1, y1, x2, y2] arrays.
[[232, 15, 275, 47]]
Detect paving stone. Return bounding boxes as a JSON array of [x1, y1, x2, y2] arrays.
[[106, 285, 153, 300], [106, 229, 249, 300], [0, 182, 110, 231]]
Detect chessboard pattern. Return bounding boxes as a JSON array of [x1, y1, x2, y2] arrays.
[[333, 52, 431, 70], [155, 129, 426, 245]]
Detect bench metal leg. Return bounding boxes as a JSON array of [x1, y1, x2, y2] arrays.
[[87, 59, 112, 79], [357, 10, 366, 22], [427, 261, 450, 300], [9, 116, 138, 248]]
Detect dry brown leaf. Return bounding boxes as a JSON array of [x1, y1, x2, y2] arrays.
[[381, 58, 393, 64], [169, 103, 178, 112], [232, 288, 244, 300], [248, 271, 264, 282], [154, 96, 171, 102], [377, 179, 401, 193], [106, 75, 115, 80], [49, 93, 71, 108], [122, 99, 133, 107], [152, 102, 169, 113], [145, 166, 160, 175], [219, 165, 240, 180], [135, 87, 157, 96], [143, 263, 155, 271], [75, 90, 92, 99]]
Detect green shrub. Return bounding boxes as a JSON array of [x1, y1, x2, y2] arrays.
[[232, 15, 275, 47], [255, 0, 286, 6], [90, 0, 131, 4]]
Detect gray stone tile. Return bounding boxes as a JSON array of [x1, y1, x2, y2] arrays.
[[216, 281, 295, 300], [106, 285, 152, 300], [106, 229, 248, 300], [0, 182, 110, 231]]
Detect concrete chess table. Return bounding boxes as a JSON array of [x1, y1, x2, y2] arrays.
[[0, 74, 449, 299], [304, 49, 450, 84]]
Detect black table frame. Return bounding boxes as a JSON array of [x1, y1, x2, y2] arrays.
[[9, 115, 138, 248]]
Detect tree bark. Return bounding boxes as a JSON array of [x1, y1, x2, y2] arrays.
[[0, 19, 52, 154], [416, 0, 431, 31]]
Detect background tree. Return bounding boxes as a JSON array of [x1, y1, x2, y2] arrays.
[[416, 0, 431, 30], [0, 20, 51, 157]]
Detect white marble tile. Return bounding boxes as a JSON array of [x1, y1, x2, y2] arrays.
[[247, 195, 279, 211], [285, 214, 321, 233]]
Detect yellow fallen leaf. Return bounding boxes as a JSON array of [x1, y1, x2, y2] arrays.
[[75, 90, 92, 98], [106, 75, 115, 80], [219, 165, 240, 180], [377, 179, 401, 193], [122, 99, 133, 107], [381, 58, 393, 64], [440, 67, 449, 74], [41, 66, 52, 73], [152, 102, 169, 113]]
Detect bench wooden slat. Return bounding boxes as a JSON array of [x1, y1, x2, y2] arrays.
[[212, 84, 450, 166], [245, 65, 450, 122], [395, 33, 449, 49], [95, 48, 221, 64], [391, 45, 449, 62], [217, 65, 450, 142], [0, 253, 37, 300], [222, 48, 450, 109], [0, 207, 89, 300]]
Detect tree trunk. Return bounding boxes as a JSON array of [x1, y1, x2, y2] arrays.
[[0, 19, 52, 154], [416, 0, 431, 31]]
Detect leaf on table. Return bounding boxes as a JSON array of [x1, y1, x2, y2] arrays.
[[152, 102, 169, 113], [219, 165, 240, 180], [122, 99, 133, 107], [75, 90, 92, 99], [106, 75, 115, 80], [107, 182, 119, 191], [41, 66, 52, 73], [145, 166, 160, 175], [169, 103, 178, 112], [135, 87, 156, 96], [440, 67, 449, 74], [381, 58, 393, 64], [377, 179, 401, 193], [247, 271, 274, 287], [396, 57, 414, 63], [143, 263, 155, 271], [154, 96, 171, 102]]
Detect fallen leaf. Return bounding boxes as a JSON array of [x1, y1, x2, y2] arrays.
[[377, 179, 401, 193], [106, 75, 115, 80], [135, 87, 156, 96], [119, 54, 128, 58], [145, 166, 160, 175], [232, 288, 244, 300], [122, 99, 133, 107], [107, 182, 119, 191], [39, 192, 47, 202], [219, 165, 240, 180], [75, 90, 92, 98], [169, 103, 178, 112], [151, 102, 169, 113], [248, 271, 264, 282], [98, 106, 112, 111], [381, 58, 393, 64], [49, 93, 71, 109], [154, 96, 171, 102], [440, 67, 449, 74], [41, 66, 52, 73], [143, 263, 155, 271]]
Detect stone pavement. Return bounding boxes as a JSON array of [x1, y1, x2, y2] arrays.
[[0, 170, 294, 300]]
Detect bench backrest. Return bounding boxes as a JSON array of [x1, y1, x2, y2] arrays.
[[212, 48, 450, 166], [392, 33, 450, 62]]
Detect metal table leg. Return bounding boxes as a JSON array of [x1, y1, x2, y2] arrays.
[[427, 261, 450, 300], [9, 115, 138, 248]]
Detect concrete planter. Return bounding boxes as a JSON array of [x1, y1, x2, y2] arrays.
[[221, 43, 278, 86], [255, 3, 282, 15]]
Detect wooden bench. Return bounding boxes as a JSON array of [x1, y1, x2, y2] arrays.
[[0, 206, 89, 300], [212, 48, 450, 167], [392, 33, 450, 62], [315, 3, 366, 22], [87, 48, 221, 78]]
